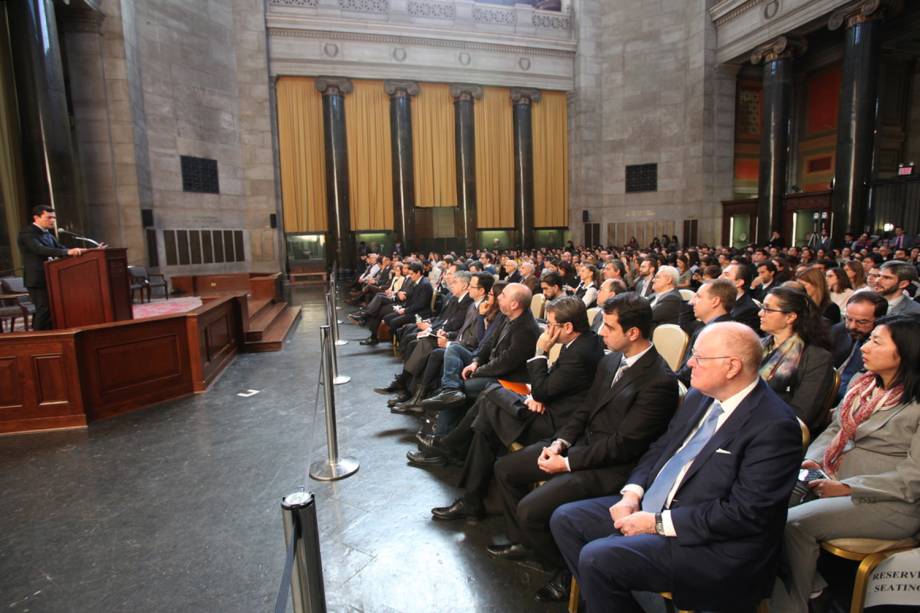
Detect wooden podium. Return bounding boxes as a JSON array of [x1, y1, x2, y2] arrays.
[[45, 248, 133, 329]]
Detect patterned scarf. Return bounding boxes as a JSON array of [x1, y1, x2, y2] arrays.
[[759, 334, 805, 387], [822, 372, 903, 476]]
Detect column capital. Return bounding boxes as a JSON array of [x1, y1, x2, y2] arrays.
[[383, 80, 420, 98], [315, 77, 353, 96], [829, 0, 900, 30], [449, 84, 483, 101], [750, 36, 807, 65], [510, 88, 542, 105]]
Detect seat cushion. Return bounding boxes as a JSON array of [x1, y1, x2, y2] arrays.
[[824, 537, 917, 554]]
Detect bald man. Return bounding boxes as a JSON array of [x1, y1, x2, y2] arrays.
[[551, 322, 802, 613]]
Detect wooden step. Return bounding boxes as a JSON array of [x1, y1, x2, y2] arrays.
[[246, 301, 286, 342], [244, 305, 302, 352], [247, 297, 272, 321]]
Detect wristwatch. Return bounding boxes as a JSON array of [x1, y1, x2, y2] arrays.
[[654, 513, 665, 536]]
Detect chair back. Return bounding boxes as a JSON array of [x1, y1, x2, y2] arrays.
[[651, 324, 689, 372], [530, 292, 546, 320], [679, 289, 696, 302], [128, 266, 147, 280], [586, 306, 601, 326], [1, 276, 26, 293], [547, 342, 562, 366]]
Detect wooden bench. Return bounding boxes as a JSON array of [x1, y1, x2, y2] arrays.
[[289, 271, 328, 284]]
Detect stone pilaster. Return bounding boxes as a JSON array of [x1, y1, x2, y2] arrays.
[[316, 77, 354, 272], [450, 84, 482, 250], [384, 80, 419, 249], [510, 87, 541, 250]]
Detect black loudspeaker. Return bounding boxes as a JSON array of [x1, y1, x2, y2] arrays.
[[141, 209, 154, 228], [582, 210, 589, 223], [269, 213, 277, 228]]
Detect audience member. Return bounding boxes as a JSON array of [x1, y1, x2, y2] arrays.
[[829, 291, 888, 402], [722, 262, 762, 334], [876, 260, 920, 316], [648, 265, 682, 330], [796, 266, 841, 325]]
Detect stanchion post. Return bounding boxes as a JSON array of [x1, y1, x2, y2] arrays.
[[329, 281, 346, 341], [324, 296, 350, 385], [281, 491, 327, 613], [309, 326, 359, 481]]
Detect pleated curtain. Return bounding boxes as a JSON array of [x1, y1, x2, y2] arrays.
[[532, 90, 569, 227], [474, 86, 514, 228], [345, 80, 394, 230], [412, 83, 457, 207]]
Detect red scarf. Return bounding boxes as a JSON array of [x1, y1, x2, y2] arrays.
[[822, 372, 903, 476]]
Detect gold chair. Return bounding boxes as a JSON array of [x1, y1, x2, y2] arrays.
[[548, 342, 562, 366], [819, 538, 918, 613], [652, 324, 690, 372], [531, 292, 546, 320], [586, 307, 601, 327], [679, 289, 696, 302]]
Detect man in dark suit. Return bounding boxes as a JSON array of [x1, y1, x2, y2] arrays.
[[427, 297, 605, 516], [632, 257, 658, 299], [360, 262, 431, 345], [490, 293, 679, 602], [648, 265, 683, 330], [675, 278, 735, 387], [828, 290, 887, 401], [550, 322, 802, 613], [722, 262, 762, 335], [17, 205, 89, 330]]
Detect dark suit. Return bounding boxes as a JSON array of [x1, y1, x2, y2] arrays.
[[450, 332, 606, 508], [521, 274, 540, 295], [550, 380, 802, 612], [650, 288, 682, 330], [17, 224, 69, 330], [829, 322, 866, 402], [731, 291, 762, 335], [763, 342, 836, 435], [469, 310, 541, 384], [401, 293, 472, 368], [493, 347, 678, 569], [380, 277, 434, 333]]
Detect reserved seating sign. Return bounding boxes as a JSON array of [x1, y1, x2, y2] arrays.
[[865, 549, 920, 609]]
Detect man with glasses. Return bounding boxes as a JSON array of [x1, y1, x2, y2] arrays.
[[875, 260, 920, 316], [829, 291, 888, 402], [550, 322, 802, 613]]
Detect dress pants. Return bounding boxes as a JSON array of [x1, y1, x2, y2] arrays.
[[416, 348, 446, 391], [364, 293, 391, 317], [28, 286, 52, 330], [494, 441, 611, 570], [550, 495, 672, 613], [769, 496, 920, 613], [364, 304, 397, 339], [383, 312, 413, 333]]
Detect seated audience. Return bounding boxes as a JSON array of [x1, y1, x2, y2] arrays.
[[796, 266, 840, 325], [752, 260, 778, 302], [573, 263, 599, 308], [675, 278, 736, 387], [633, 257, 658, 299], [648, 265, 683, 330], [550, 322, 802, 613], [519, 261, 539, 294], [843, 259, 867, 293], [539, 271, 565, 305], [829, 291, 887, 402], [758, 286, 836, 435], [491, 293, 678, 602], [722, 262, 762, 335], [876, 260, 920, 316], [359, 261, 433, 345], [771, 315, 920, 613], [824, 266, 852, 312]]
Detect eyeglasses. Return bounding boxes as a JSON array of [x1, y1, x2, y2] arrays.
[[688, 349, 735, 362], [844, 316, 874, 327], [759, 306, 788, 314]]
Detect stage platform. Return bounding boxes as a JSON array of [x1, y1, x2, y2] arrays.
[[0, 287, 566, 612]]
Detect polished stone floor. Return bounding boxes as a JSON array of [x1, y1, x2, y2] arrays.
[[0, 288, 569, 613]]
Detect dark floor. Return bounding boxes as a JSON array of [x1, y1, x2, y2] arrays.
[[0, 288, 568, 613]]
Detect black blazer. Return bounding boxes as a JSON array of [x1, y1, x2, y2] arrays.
[[625, 381, 801, 610], [556, 347, 678, 484], [651, 289, 683, 329], [471, 310, 541, 382], [731, 292, 761, 335], [675, 314, 732, 387], [402, 277, 433, 318], [527, 331, 606, 429], [763, 341, 836, 435], [17, 225, 69, 288], [828, 321, 855, 367]]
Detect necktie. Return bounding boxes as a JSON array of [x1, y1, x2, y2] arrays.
[[611, 362, 629, 387], [641, 401, 724, 512]]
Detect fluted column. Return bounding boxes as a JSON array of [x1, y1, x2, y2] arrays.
[[316, 77, 353, 272], [750, 37, 804, 245], [511, 88, 541, 250], [384, 80, 419, 249], [450, 84, 482, 251], [829, 1, 889, 243]]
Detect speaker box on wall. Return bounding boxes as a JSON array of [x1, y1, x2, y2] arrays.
[[269, 213, 277, 228], [582, 210, 589, 223], [141, 209, 154, 228]]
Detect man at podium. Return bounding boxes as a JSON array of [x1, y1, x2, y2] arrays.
[[17, 205, 89, 330]]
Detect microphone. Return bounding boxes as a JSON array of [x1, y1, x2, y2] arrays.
[[58, 227, 102, 248]]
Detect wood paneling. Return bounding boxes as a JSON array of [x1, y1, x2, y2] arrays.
[[188, 297, 242, 392], [45, 248, 132, 329]]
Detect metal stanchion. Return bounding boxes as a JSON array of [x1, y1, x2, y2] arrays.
[[329, 280, 346, 343], [309, 325, 358, 481], [279, 491, 327, 613], [323, 298, 350, 385]]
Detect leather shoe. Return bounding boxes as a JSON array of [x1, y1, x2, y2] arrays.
[[535, 569, 571, 602], [486, 542, 532, 560], [420, 388, 467, 410], [375, 380, 405, 395], [386, 391, 412, 407], [431, 498, 484, 521], [406, 449, 446, 467], [359, 337, 379, 346], [391, 401, 424, 416]]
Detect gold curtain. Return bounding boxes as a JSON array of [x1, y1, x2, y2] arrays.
[[532, 90, 569, 227], [0, 8, 24, 270], [474, 86, 514, 228], [276, 77, 327, 232], [345, 80, 393, 230], [413, 83, 456, 207]]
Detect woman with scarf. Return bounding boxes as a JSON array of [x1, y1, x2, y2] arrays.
[[771, 315, 920, 613], [758, 286, 836, 435]]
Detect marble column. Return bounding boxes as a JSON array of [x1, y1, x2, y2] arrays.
[[450, 84, 482, 251], [829, 1, 887, 242], [750, 37, 804, 246], [316, 77, 353, 272], [511, 88, 541, 250], [384, 80, 419, 250]]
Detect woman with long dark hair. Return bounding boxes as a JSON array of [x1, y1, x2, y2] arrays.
[[758, 286, 836, 434], [796, 266, 841, 324], [771, 316, 920, 613]]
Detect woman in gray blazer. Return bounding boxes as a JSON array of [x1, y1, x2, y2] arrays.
[[771, 315, 920, 613], [758, 286, 836, 435]]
